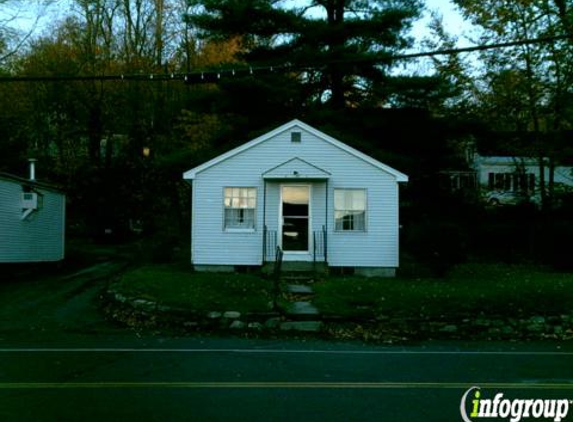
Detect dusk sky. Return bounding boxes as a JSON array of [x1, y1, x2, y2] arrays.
[[6, 0, 474, 49]]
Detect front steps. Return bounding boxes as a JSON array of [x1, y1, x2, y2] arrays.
[[262, 261, 327, 276]]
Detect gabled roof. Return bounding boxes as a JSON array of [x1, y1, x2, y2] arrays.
[[0, 172, 64, 193], [183, 119, 408, 182], [263, 157, 330, 180]]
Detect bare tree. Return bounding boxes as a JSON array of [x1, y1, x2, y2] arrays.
[[0, 0, 53, 64]]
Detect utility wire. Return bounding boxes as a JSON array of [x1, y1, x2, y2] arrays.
[[0, 34, 568, 84]]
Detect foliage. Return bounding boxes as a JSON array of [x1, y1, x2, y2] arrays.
[[185, 0, 434, 109], [429, 0, 573, 208]]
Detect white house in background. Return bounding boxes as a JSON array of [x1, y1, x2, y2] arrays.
[[0, 160, 66, 263], [472, 155, 573, 193], [183, 119, 408, 277], [442, 141, 573, 197]]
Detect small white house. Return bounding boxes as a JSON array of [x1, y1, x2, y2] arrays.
[[0, 162, 66, 263], [183, 119, 408, 276]]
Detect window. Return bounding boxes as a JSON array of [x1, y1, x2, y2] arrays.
[[224, 188, 256, 230], [291, 131, 301, 143], [334, 189, 366, 231], [489, 172, 536, 192]]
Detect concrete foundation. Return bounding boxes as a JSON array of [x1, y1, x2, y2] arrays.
[[354, 267, 396, 278], [193, 265, 235, 273], [195, 263, 396, 277]]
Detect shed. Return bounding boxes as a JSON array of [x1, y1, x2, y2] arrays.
[[182, 120, 408, 276], [0, 162, 66, 263]]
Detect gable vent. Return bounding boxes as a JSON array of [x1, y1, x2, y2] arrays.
[[291, 131, 301, 143]]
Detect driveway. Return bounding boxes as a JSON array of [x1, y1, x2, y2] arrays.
[[0, 261, 128, 343]]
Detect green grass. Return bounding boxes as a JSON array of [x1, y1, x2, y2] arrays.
[[114, 263, 573, 320], [114, 266, 272, 312], [313, 263, 573, 319]]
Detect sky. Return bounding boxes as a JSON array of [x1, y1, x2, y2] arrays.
[[413, 0, 475, 45], [4, 0, 474, 46]]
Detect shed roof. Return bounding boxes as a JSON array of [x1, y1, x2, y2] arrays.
[[183, 119, 408, 182], [0, 172, 64, 193]]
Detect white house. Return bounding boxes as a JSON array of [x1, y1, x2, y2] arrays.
[[183, 119, 408, 276], [472, 155, 573, 192], [441, 140, 573, 196], [0, 161, 66, 263]]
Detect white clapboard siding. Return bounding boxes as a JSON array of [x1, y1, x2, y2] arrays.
[[0, 177, 65, 262], [186, 120, 406, 268]]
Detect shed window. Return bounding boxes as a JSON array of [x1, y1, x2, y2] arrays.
[[334, 189, 366, 231], [291, 132, 301, 143], [224, 187, 256, 230]]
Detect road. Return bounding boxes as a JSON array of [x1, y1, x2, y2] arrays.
[[0, 264, 572, 421]]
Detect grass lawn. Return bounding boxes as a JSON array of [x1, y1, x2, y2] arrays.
[[114, 263, 573, 320], [114, 265, 272, 313], [313, 263, 573, 320]]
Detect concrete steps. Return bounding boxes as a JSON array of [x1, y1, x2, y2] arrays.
[[285, 301, 320, 320]]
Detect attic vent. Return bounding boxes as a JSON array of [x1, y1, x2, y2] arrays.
[[291, 132, 301, 143]]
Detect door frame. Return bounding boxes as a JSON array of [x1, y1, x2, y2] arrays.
[[278, 184, 312, 259]]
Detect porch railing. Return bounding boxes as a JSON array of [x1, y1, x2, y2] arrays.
[[313, 225, 327, 263], [264, 225, 327, 263]]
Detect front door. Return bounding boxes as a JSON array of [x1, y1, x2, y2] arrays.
[[281, 186, 310, 252]]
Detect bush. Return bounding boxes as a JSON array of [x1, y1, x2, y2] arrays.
[[532, 220, 573, 271], [403, 221, 468, 277]]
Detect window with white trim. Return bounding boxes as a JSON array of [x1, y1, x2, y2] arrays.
[[334, 189, 366, 231], [224, 187, 256, 230]]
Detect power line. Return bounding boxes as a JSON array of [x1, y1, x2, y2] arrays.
[[0, 34, 568, 84], [393, 35, 569, 59]]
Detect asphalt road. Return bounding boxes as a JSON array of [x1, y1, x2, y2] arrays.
[[0, 263, 572, 421]]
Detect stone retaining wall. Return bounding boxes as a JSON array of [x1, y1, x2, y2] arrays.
[[104, 288, 573, 341]]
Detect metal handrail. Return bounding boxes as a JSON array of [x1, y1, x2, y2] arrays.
[[263, 225, 267, 262], [323, 224, 328, 263], [272, 246, 283, 311]]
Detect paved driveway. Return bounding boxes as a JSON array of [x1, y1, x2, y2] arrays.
[[0, 261, 127, 343]]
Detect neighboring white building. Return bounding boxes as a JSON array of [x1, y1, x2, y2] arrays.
[[183, 119, 408, 276], [0, 162, 66, 263], [441, 139, 573, 197], [472, 155, 573, 192]]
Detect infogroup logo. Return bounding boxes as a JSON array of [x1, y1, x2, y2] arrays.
[[460, 387, 571, 422]]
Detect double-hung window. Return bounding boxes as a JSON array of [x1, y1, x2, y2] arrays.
[[334, 189, 366, 231], [224, 187, 256, 230]]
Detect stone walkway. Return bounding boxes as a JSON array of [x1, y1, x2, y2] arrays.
[[280, 274, 322, 331]]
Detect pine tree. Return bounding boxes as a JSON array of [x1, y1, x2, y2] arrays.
[[185, 0, 422, 109]]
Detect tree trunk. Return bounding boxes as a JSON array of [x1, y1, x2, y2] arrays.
[[553, 0, 573, 39], [154, 0, 164, 68], [88, 104, 102, 165], [325, 0, 346, 109]]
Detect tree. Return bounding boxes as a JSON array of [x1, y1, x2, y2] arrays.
[[185, 0, 422, 110], [0, 1, 53, 65], [430, 0, 573, 209]]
